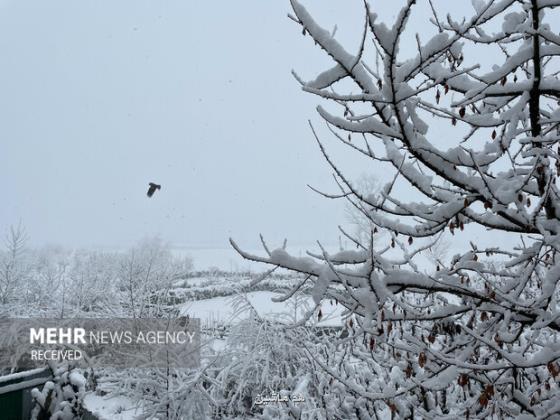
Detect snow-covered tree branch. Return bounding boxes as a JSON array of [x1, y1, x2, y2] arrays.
[[233, 0, 560, 417]]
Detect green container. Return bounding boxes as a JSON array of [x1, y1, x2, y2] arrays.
[[0, 368, 52, 420]]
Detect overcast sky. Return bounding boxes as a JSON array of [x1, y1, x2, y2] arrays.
[[0, 0, 478, 251]]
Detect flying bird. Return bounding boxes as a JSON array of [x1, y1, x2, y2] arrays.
[[147, 182, 161, 198]]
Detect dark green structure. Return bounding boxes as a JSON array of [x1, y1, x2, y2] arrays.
[[0, 367, 52, 420]]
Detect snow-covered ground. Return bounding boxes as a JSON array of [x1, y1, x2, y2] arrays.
[[180, 291, 345, 327], [83, 394, 140, 420]]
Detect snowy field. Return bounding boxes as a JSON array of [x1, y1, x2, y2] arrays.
[[181, 290, 344, 327], [84, 394, 140, 420]]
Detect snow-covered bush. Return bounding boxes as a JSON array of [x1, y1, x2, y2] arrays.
[[209, 294, 325, 419], [31, 362, 86, 420], [92, 364, 214, 420], [0, 236, 193, 319], [233, 0, 560, 417]]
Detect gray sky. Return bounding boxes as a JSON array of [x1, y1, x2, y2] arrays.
[[0, 0, 477, 250]]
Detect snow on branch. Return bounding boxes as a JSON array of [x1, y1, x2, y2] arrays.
[[233, 0, 560, 417]]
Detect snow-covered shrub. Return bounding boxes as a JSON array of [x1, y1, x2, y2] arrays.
[[233, 0, 560, 417], [0, 236, 193, 319], [209, 294, 324, 419], [31, 362, 86, 420], [91, 365, 214, 420], [164, 272, 305, 304]]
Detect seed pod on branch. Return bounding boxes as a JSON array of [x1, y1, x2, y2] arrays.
[[405, 363, 413, 378], [494, 333, 503, 346], [418, 352, 427, 368], [547, 362, 559, 378], [479, 392, 489, 407]]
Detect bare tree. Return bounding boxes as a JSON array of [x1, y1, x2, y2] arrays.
[[0, 223, 29, 305], [65, 250, 119, 314], [344, 172, 382, 246], [233, 0, 560, 417], [118, 237, 193, 318], [30, 245, 69, 310]]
